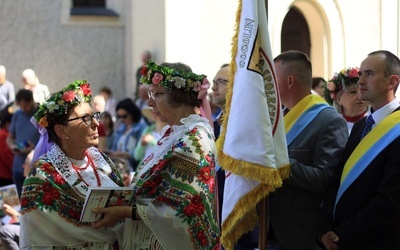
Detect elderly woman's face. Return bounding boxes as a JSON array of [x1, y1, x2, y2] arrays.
[[147, 84, 174, 125], [64, 102, 100, 149], [337, 85, 368, 117]]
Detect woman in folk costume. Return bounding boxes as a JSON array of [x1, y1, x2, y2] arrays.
[[92, 61, 220, 250], [325, 67, 369, 133], [20, 80, 125, 249]]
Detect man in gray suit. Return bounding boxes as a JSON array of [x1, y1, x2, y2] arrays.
[[268, 50, 348, 250]]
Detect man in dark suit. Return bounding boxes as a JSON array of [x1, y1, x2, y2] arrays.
[[269, 50, 348, 249], [319, 50, 400, 249], [211, 64, 229, 224]]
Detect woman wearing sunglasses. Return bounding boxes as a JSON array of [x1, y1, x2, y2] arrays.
[[108, 98, 147, 171], [19, 80, 125, 249]]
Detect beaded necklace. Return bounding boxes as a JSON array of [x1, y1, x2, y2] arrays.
[[70, 151, 101, 187]]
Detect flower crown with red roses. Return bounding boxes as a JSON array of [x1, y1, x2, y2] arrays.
[[33, 80, 92, 128], [324, 67, 360, 105], [140, 60, 208, 92]]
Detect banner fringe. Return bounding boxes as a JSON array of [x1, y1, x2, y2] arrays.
[[221, 183, 276, 250]]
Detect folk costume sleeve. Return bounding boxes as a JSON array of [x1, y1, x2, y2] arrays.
[[122, 115, 220, 250]]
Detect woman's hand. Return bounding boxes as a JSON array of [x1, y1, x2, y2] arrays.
[[2, 204, 20, 220], [141, 134, 155, 146], [320, 231, 339, 250], [91, 206, 131, 229]]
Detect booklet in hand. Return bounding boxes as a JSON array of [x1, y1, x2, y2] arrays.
[[0, 184, 20, 218], [0, 184, 20, 207], [80, 186, 134, 222]]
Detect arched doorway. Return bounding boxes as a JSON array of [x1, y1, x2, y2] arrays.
[[281, 7, 311, 56]]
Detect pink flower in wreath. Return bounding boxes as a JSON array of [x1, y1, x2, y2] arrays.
[[62, 90, 76, 102], [348, 68, 359, 78], [152, 73, 164, 85], [326, 82, 336, 91], [193, 81, 202, 92]]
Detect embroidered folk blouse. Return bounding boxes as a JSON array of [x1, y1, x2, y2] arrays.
[[20, 144, 125, 250], [121, 114, 220, 250]]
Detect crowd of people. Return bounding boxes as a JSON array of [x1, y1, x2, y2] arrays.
[[0, 48, 399, 250]]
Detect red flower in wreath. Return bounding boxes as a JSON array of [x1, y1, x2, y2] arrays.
[[80, 83, 92, 95], [140, 66, 147, 76]]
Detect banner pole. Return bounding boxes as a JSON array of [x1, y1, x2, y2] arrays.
[[259, 2, 269, 250], [258, 197, 269, 250]]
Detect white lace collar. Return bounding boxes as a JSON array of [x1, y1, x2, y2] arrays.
[[159, 114, 214, 138], [46, 144, 112, 197], [136, 114, 214, 178]]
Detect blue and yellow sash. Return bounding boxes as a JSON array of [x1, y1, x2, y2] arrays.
[[284, 95, 332, 146], [334, 111, 400, 214]]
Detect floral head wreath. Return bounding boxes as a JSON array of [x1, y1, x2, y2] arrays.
[[140, 60, 208, 92], [34, 80, 92, 128], [140, 60, 214, 129], [324, 67, 360, 105]]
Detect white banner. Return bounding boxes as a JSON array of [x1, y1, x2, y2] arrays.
[[216, 0, 289, 249]]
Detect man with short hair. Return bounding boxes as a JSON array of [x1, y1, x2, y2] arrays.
[[211, 64, 229, 225], [269, 50, 348, 249], [0, 65, 15, 111], [319, 50, 400, 249], [212, 64, 229, 139], [6, 89, 40, 195]]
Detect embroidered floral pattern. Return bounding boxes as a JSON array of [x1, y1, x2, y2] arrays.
[[21, 160, 86, 224], [21, 147, 124, 226], [133, 117, 219, 249]]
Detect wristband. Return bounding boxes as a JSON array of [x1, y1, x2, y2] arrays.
[[131, 204, 138, 220]]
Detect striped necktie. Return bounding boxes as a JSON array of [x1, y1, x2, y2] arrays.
[[361, 115, 375, 139]]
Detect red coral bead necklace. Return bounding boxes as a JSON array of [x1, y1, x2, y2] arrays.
[[71, 151, 101, 186]]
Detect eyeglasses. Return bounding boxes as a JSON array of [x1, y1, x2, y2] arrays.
[[148, 90, 164, 100], [213, 79, 228, 87], [117, 114, 128, 119], [66, 112, 101, 126]]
